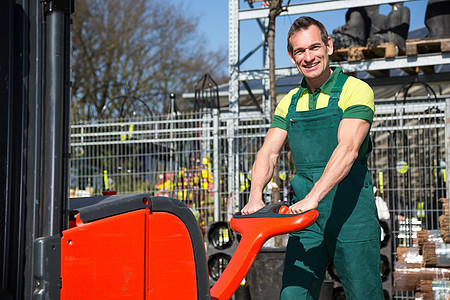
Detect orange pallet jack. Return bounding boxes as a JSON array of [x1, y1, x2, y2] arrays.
[[33, 194, 318, 300]]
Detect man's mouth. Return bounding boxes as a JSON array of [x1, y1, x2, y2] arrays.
[[303, 62, 319, 69]]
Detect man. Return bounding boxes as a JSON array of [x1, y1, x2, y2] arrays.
[[241, 16, 383, 299]]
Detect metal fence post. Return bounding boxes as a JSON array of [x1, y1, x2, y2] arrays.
[[41, 5, 66, 238], [169, 93, 176, 198], [213, 109, 220, 221], [446, 97, 450, 236], [228, 0, 240, 220]]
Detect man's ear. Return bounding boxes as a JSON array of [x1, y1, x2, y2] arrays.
[[327, 36, 334, 56], [288, 50, 296, 65]]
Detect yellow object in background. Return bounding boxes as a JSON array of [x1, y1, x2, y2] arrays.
[[396, 161, 408, 174], [378, 171, 384, 194], [103, 170, 109, 190]]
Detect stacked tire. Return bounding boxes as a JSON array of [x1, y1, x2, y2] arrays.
[[206, 222, 238, 287]]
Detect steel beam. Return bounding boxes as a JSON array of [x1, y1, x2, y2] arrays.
[[239, 53, 450, 80], [239, 0, 415, 21]]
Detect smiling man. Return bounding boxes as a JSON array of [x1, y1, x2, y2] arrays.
[[241, 16, 383, 299]]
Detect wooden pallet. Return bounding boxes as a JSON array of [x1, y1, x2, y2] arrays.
[[406, 38, 450, 56], [330, 42, 402, 62], [401, 65, 435, 75]]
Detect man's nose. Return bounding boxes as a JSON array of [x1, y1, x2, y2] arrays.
[[304, 49, 314, 62]]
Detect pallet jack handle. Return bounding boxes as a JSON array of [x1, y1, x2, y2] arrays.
[[210, 203, 318, 300]]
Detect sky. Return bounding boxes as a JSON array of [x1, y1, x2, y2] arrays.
[[169, 0, 429, 71]]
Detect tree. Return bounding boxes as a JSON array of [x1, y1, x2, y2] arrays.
[[71, 0, 227, 121], [267, 0, 288, 203], [268, 0, 283, 204]]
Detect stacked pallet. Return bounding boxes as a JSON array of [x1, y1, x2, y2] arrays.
[[330, 37, 450, 77], [440, 198, 450, 243], [397, 246, 422, 267], [418, 229, 443, 253], [330, 42, 401, 78], [403, 38, 450, 75], [394, 247, 424, 291], [394, 199, 450, 298], [394, 260, 450, 292], [423, 243, 439, 266], [419, 279, 450, 300], [331, 38, 450, 63], [419, 279, 433, 299], [406, 38, 450, 56], [330, 42, 401, 62]]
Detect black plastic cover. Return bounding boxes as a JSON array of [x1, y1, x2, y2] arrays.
[[70, 193, 152, 223], [68, 194, 211, 300]]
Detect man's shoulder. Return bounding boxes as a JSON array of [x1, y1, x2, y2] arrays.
[[277, 87, 302, 107], [344, 75, 372, 91], [339, 74, 375, 112], [285, 86, 302, 98]]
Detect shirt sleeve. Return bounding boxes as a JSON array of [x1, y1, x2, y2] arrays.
[[341, 77, 375, 123], [270, 88, 299, 130], [270, 115, 286, 130]]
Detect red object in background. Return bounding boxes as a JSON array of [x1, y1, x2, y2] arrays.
[[102, 190, 117, 196]]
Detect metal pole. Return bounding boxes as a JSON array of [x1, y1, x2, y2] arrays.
[[41, 5, 65, 237], [23, 0, 44, 297], [228, 0, 239, 220], [446, 98, 450, 238], [169, 93, 175, 198], [213, 109, 220, 221]]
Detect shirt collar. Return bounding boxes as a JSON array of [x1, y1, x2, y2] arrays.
[[300, 66, 343, 94]]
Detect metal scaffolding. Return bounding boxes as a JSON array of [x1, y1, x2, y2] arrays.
[[228, 3, 450, 296]]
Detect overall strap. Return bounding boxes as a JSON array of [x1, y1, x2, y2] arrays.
[[288, 71, 349, 113], [328, 72, 349, 105], [288, 86, 305, 113]]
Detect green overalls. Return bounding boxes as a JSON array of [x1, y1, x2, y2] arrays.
[[280, 72, 383, 300]]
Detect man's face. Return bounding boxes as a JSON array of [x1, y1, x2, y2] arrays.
[[288, 25, 333, 82]]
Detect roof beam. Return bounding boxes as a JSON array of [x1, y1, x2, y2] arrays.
[[239, 0, 414, 20]]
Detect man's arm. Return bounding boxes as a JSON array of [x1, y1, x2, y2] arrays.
[[241, 128, 287, 215], [289, 118, 370, 214]]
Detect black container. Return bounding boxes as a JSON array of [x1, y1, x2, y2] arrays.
[[247, 247, 333, 300]]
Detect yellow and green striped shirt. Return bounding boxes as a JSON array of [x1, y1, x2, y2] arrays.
[[271, 67, 375, 158]]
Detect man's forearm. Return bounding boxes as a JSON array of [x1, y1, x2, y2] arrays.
[[248, 149, 277, 201], [241, 128, 287, 214], [307, 142, 358, 203]]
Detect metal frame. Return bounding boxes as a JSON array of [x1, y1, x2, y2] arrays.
[[229, 0, 446, 101], [229, 2, 450, 298], [239, 53, 450, 80], [239, 0, 415, 20], [227, 0, 449, 216]]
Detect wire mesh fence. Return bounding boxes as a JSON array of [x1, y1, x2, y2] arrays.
[[370, 97, 446, 246], [70, 110, 292, 231], [71, 110, 226, 234], [369, 94, 447, 300], [70, 94, 449, 299]]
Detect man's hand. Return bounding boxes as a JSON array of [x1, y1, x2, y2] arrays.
[[241, 200, 265, 215], [289, 197, 319, 214]]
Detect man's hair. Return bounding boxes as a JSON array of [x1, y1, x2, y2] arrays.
[[287, 16, 329, 55]]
